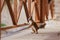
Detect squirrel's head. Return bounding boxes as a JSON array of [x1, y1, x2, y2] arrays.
[[28, 17, 32, 21]]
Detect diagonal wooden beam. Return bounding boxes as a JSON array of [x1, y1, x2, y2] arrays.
[[27, 0, 31, 17], [1, 0, 4, 7], [17, 0, 23, 23], [14, 0, 18, 24], [5, 0, 17, 25], [0, 0, 5, 14], [23, 0, 29, 22], [35, 0, 40, 22], [31, 0, 40, 22], [17, 0, 29, 23]]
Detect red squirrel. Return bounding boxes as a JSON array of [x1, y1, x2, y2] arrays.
[[29, 17, 46, 34]]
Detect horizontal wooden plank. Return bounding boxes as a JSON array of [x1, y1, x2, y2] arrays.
[[0, 23, 29, 30]]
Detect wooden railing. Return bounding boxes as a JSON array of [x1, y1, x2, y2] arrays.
[[0, 0, 54, 30]]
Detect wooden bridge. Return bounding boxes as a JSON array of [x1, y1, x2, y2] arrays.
[[0, 0, 54, 30], [1, 0, 60, 40]]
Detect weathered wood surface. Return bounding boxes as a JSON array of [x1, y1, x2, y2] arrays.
[[0, 0, 49, 30]]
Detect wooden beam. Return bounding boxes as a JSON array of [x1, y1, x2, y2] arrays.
[[1, 0, 4, 7], [50, 0, 54, 19], [5, 0, 17, 25], [14, 0, 18, 24], [0, 0, 5, 14], [40, 0, 46, 23], [44, 0, 49, 20], [0, 0, 1, 38], [0, 21, 40, 31], [0, 0, 1, 27], [27, 0, 31, 17], [23, 0, 29, 22], [0, 23, 29, 30], [17, 0, 23, 22], [35, 0, 40, 22]]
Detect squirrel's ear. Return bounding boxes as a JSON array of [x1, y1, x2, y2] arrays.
[[32, 0, 34, 2], [28, 17, 32, 20]]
